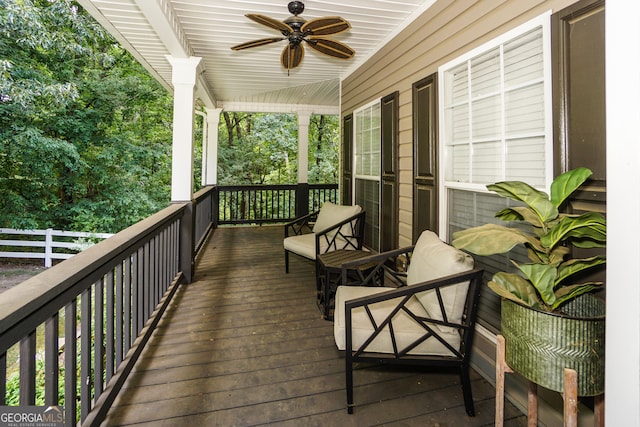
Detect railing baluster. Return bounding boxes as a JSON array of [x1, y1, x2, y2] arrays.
[[143, 241, 151, 320], [162, 229, 168, 294], [80, 287, 92, 421], [0, 352, 5, 405], [124, 254, 132, 354], [150, 237, 157, 308], [115, 261, 124, 366], [135, 247, 143, 336], [64, 300, 77, 427], [155, 235, 161, 303], [45, 313, 59, 405], [106, 269, 115, 383], [19, 331, 36, 405], [94, 278, 104, 402]]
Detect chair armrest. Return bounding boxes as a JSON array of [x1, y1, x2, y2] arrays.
[[344, 269, 483, 327], [314, 210, 366, 253], [345, 269, 481, 308], [284, 210, 319, 238], [340, 245, 415, 287], [343, 268, 484, 359]]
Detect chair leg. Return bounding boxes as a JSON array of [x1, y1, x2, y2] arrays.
[[460, 365, 475, 416], [346, 352, 354, 414], [284, 250, 289, 273]]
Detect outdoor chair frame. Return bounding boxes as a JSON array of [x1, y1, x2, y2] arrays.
[[337, 246, 483, 415]]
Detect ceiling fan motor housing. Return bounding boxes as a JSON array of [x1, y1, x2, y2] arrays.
[[283, 14, 305, 46]]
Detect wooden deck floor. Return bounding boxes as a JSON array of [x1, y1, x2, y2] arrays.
[[102, 226, 527, 426]]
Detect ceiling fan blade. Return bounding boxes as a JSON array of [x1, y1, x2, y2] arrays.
[[246, 14, 293, 35], [301, 16, 351, 36], [231, 37, 285, 51], [306, 37, 355, 59], [281, 43, 304, 70]]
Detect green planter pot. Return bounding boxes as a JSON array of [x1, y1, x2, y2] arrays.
[[501, 294, 605, 396]]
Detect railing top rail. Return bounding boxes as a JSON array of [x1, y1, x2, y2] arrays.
[[0, 203, 186, 349], [216, 183, 337, 190], [216, 184, 298, 191], [193, 185, 216, 203]]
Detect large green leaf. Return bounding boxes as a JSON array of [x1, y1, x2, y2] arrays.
[[452, 224, 541, 256], [551, 283, 602, 311], [550, 167, 592, 208], [488, 272, 541, 308], [488, 181, 557, 223], [547, 245, 571, 267], [516, 263, 557, 306], [495, 206, 544, 228], [540, 212, 606, 249], [556, 256, 606, 284]]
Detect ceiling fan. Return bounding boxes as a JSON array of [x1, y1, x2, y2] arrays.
[[230, 1, 355, 70]]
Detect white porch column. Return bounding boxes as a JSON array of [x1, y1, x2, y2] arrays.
[[195, 110, 207, 187], [297, 112, 311, 183], [204, 108, 222, 186], [167, 56, 201, 202]]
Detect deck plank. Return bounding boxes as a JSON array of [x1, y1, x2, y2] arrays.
[[102, 226, 526, 426]]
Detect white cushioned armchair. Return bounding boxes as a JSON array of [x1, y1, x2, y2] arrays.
[[283, 202, 365, 273], [333, 230, 483, 415]]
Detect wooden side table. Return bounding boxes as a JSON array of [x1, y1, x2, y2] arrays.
[[316, 249, 380, 320]]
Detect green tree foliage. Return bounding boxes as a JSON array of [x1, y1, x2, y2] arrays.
[[0, 0, 173, 232], [217, 112, 338, 185], [218, 112, 299, 184], [0, 0, 340, 232], [309, 114, 339, 184]]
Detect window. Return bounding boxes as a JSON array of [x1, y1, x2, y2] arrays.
[[439, 14, 552, 330], [353, 100, 381, 251]]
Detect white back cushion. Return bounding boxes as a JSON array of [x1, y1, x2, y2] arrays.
[[312, 202, 361, 233], [407, 231, 474, 331]]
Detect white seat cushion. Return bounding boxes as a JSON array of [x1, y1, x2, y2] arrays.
[[283, 233, 319, 260], [334, 286, 461, 356], [284, 233, 351, 260]]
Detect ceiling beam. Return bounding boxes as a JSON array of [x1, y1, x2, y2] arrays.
[[219, 102, 339, 115], [133, 0, 218, 108], [133, 0, 191, 57]]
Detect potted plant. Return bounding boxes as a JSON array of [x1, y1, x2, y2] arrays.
[[452, 167, 606, 396]]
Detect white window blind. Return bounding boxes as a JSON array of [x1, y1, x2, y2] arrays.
[[354, 100, 381, 251], [439, 14, 551, 330], [443, 26, 547, 187], [355, 102, 381, 179]]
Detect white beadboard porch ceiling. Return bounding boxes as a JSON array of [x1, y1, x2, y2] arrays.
[[77, 0, 436, 113]]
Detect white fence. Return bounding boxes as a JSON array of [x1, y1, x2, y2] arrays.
[[0, 228, 114, 267]]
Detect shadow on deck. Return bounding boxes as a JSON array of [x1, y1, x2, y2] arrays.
[[103, 226, 526, 426]]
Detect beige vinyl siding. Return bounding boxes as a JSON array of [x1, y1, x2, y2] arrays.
[[341, 0, 578, 246]]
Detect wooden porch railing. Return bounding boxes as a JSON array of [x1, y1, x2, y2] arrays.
[[0, 183, 334, 426], [0, 203, 200, 426], [215, 183, 338, 225]]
